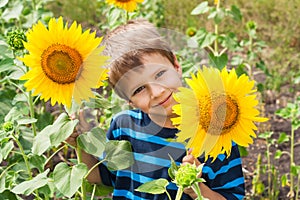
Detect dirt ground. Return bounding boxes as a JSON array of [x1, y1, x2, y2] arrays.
[[242, 83, 300, 199]]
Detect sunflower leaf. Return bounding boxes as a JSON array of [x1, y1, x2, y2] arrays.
[[135, 178, 169, 194], [77, 127, 107, 157], [105, 140, 134, 170], [11, 169, 49, 195], [53, 163, 88, 198], [32, 113, 78, 155]]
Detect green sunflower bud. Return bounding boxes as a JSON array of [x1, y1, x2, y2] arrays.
[[173, 163, 202, 188], [6, 29, 27, 51], [185, 27, 197, 37], [2, 121, 14, 132]]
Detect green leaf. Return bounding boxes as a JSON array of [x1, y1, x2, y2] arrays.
[[11, 169, 49, 195], [281, 174, 288, 187], [274, 150, 282, 159], [191, 1, 209, 15], [167, 154, 179, 180], [0, 140, 14, 162], [49, 116, 78, 147], [135, 178, 169, 194], [0, 58, 14, 73], [32, 113, 78, 155], [1, 2, 23, 21], [29, 154, 47, 173], [53, 163, 88, 198], [196, 30, 217, 49], [16, 118, 37, 125], [229, 5, 242, 22], [77, 127, 107, 157], [209, 8, 225, 24], [277, 132, 289, 144], [105, 140, 134, 170], [32, 126, 52, 155], [208, 53, 228, 70], [238, 146, 248, 157], [258, 131, 273, 140], [35, 111, 54, 130], [0, 0, 9, 8]]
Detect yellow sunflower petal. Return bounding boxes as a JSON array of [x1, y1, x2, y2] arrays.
[[172, 66, 268, 161], [106, 0, 144, 12], [19, 17, 109, 108]]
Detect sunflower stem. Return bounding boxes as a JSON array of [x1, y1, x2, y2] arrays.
[[266, 141, 271, 198], [28, 91, 37, 136], [76, 145, 87, 200], [192, 183, 204, 199], [175, 186, 183, 200], [289, 123, 295, 199], [126, 11, 129, 22], [213, 0, 220, 55], [13, 133, 41, 198]]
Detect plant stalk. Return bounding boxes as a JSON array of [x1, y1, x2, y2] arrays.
[[76, 146, 87, 200], [175, 186, 183, 200], [28, 91, 37, 136], [289, 126, 295, 198]]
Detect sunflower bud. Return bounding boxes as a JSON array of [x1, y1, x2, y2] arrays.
[[2, 121, 14, 132], [173, 163, 202, 188], [185, 27, 197, 37], [6, 29, 27, 51]]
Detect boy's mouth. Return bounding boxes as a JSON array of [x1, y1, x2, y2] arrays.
[[154, 93, 173, 107]]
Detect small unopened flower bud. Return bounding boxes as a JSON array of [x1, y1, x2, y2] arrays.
[[6, 29, 27, 51], [2, 121, 14, 132], [185, 27, 197, 37], [246, 20, 257, 31], [173, 163, 202, 188]]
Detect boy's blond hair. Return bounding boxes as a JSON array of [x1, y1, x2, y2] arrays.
[[103, 19, 175, 100]]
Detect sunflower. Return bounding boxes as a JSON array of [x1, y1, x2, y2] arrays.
[[106, 0, 144, 12], [19, 17, 109, 108], [172, 66, 268, 161]]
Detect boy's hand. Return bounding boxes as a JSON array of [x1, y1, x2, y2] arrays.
[[65, 110, 91, 147], [182, 150, 202, 199]]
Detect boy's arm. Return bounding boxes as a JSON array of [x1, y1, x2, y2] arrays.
[[81, 150, 102, 184]]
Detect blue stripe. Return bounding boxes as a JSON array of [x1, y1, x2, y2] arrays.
[[113, 110, 142, 120], [117, 170, 153, 183], [116, 170, 178, 190], [112, 128, 185, 149], [212, 177, 244, 190], [202, 158, 242, 179], [134, 153, 172, 167], [113, 189, 146, 200], [233, 193, 245, 200]]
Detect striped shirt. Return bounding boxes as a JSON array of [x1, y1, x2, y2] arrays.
[[99, 109, 245, 200]]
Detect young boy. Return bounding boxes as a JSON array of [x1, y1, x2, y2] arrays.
[[72, 19, 245, 200]]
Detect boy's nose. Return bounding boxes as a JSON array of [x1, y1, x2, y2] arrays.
[[149, 83, 164, 98]]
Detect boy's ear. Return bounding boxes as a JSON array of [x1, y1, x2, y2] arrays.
[[128, 100, 135, 108], [173, 54, 182, 77]]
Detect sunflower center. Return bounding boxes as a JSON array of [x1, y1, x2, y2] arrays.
[[41, 44, 83, 84], [199, 93, 239, 134], [117, 0, 131, 2]]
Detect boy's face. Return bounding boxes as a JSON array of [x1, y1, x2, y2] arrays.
[[116, 53, 182, 119]]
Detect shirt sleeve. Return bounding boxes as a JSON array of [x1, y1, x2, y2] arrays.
[[200, 142, 245, 200]]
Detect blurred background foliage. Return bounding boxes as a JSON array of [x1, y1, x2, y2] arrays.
[[0, 0, 300, 199], [46, 0, 300, 92]]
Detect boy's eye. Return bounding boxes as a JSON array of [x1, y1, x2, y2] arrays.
[[132, 85, 145, 96], [155, 70, 166, 79]]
